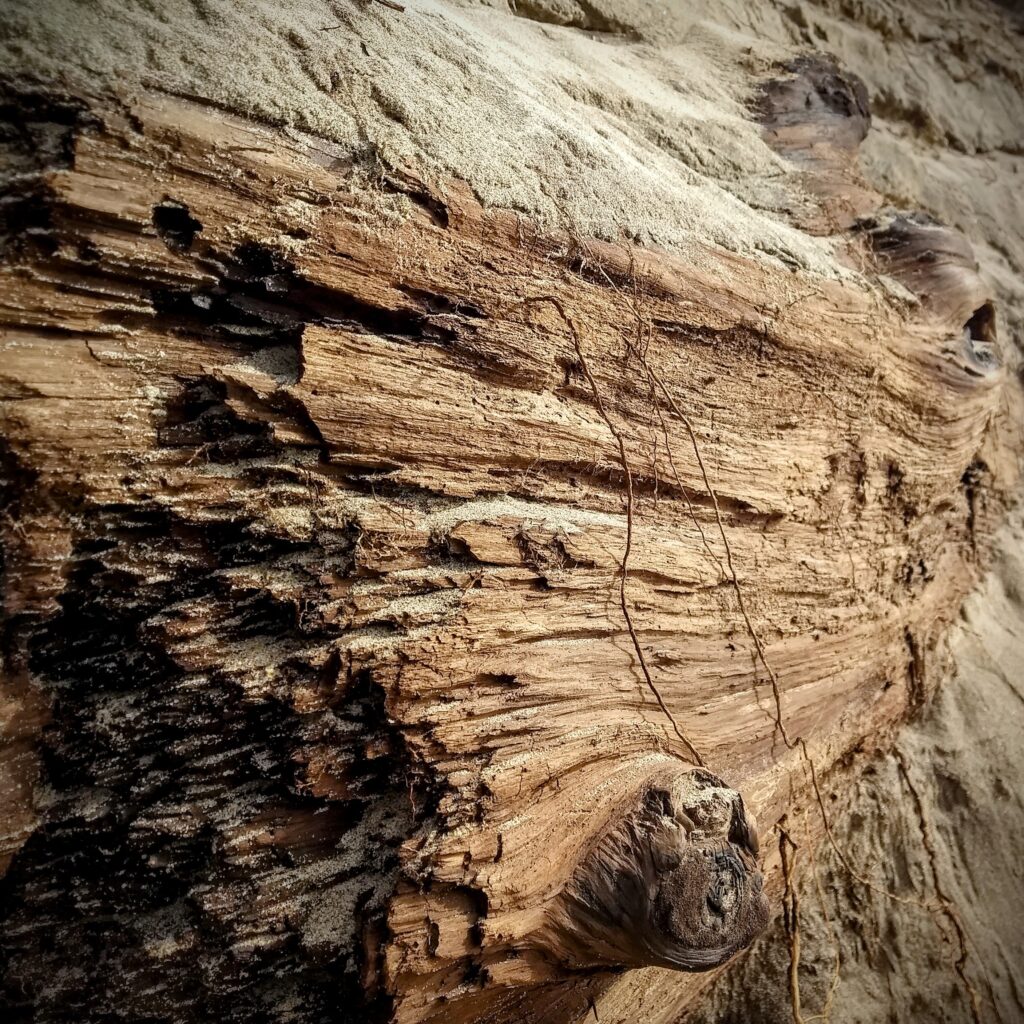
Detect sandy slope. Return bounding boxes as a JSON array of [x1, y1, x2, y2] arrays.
[[0, 0, 840, 272]]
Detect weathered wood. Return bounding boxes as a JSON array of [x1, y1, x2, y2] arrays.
[[0, 65, 1017, 1024]]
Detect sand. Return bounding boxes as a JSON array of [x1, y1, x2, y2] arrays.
[[8, 0, 1021, 284]]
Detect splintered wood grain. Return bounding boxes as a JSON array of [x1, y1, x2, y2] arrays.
[[0, 87, 1017, 1024]]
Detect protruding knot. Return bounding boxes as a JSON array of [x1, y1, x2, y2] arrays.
[[756, 53, 871, 163], [755, 53, 877, 230], [546, 769, 769, 972], [856, 210, 1000, 378]]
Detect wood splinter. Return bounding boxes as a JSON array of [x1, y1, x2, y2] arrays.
[[545, 769, 769, 973]]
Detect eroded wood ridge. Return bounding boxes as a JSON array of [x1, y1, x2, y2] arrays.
[[0, 70, 1015, 1024]]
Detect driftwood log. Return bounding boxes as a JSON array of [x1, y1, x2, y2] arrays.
[[1, 6, 1021, 1023]]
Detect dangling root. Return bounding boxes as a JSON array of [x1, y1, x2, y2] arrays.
[[895, 750, 990, 1024], [780, 827, 805, 1024], [512, 294, 706, 767], [804, 838, 841, 1024]]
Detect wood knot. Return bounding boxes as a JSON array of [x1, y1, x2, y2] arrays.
[[756, 53, 871, 165], [856, 210, 1000, 377], [755, 53, 877, 230], [546, 769, 769, 972]]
